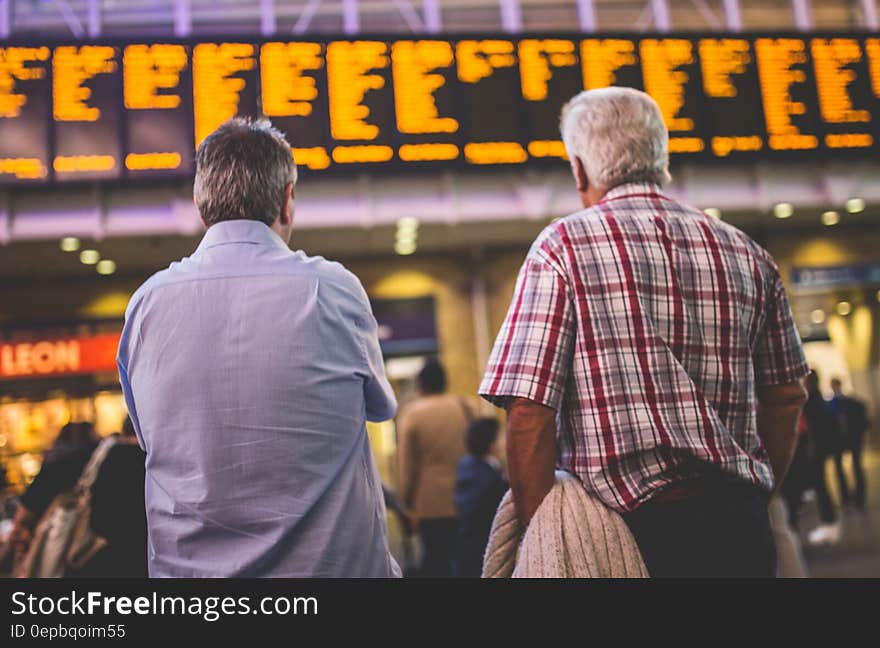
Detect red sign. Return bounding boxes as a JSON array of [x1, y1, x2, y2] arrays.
[[0, 332, 121, 380]]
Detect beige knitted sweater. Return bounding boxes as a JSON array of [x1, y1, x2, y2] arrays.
[[482, 471, 649, 578]]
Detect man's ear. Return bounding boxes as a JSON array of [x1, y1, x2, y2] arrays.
[[279, 182, 294, 226], [194, 196, 207, 228], [572, 156, 589, 193]]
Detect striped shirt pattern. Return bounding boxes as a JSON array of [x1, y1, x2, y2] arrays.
[[480, 182, 809, 512]]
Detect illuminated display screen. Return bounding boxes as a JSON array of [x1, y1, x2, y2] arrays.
[[123, 43, 194, 178], [1, 33, 879, 184], [0, 46, 51, 182], [52, 45, 123, 181]]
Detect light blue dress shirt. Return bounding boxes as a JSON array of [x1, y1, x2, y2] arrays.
[[117, 220, 401, 577]]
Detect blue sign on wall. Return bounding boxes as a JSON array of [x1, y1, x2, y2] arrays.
[[791, 264, 880, 291]]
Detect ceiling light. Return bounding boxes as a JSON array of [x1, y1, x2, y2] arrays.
[[96, 259, 116, 275], [773, 203, 794, 219], [79, 249, 100, 265], [703, 207, 721, 219], [394, 240, 417, 256], [810, 309, 826, 324], [59, 237, 80, 252], [845, 198, 865, 213], [397, 217, 419, 232], [835, 301, 853, 316], [821, 210, 840, 226]]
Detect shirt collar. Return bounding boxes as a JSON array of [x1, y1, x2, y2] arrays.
[[599, 182, 667, 204], [194, 220, 290, 254]]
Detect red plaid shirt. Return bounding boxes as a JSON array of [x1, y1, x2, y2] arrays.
[[480, 182, 809, 512]]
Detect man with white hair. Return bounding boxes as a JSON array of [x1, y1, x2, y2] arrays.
[[480, 87, 810, 577], [118, 118, 400, 577]]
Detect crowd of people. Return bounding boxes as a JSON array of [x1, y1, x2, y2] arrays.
[[3, 419, 147, 577], [781, 371, 870, 547], [0, 86, 876, 578]]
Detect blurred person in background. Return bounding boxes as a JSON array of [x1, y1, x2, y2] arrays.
[[829, 377, 870, 510], [803, 371, 843, 546], [480, 87, 809, 577], [72, 418, 147, 578], [453, 417, 507, 578], [397, 358, 470, 577], [8, 422, 98, 555], [780, 410, 813, 529], [117, 118, 399, 577]]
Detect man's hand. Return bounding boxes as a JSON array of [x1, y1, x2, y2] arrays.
[[505, 397, 558, 529], [757, 380, 809, 488]]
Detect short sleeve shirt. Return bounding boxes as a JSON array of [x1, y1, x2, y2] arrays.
[[480, 183, 809, 512]]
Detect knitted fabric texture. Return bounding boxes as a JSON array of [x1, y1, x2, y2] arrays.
[[482, 471, 649, 578]]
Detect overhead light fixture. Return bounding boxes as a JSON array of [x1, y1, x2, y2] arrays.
[[79, 249, 100, 265], [835, 301, 853, 316], [397, 217, 419, 232], [703, 207, 722, 219], [810, 309, 826, 324], [773, 202, 794, 219], [821, 210, 840, 226], [394, 240, 417, 256], [96, 259, 116, 275], [395, 217, 419, 255], [845, 197, 865, 213], [59, 237, 80, 252]]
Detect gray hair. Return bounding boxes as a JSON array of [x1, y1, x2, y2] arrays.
[[194, 117, 296, 227], [560, 87, 670, 191]]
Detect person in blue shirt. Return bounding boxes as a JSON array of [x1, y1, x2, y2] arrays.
[[453, 418, 508, 577], [829, 377, 870, 510], [117, 118, 399, 577]]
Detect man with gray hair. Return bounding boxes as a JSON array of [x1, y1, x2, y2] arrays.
[[118, 118, 400, 577], [480, 87, 810, 577]]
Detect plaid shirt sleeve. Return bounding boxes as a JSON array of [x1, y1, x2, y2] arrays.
[[480, 250, 575, 410], [753, 265, 810, 386]]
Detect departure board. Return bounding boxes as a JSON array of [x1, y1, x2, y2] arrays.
[[326, 40, 396, 165], [391, 40, 459, 164], [457, 39, 528, 165], [260, 41, 331, 170], [0, 46, 51, 183], [699, 38, 765, 156], [123, 43, 193, 178], [520, 38, 580, 160], [1, 32, 880, 183], [52, 45, 123, 181], [192, 42, 259, 148]]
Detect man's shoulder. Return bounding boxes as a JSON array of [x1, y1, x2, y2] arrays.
[[291, 251, 362, 290], [287, 251, 370, 308], [125, 264, 179, 315], [128, 251, 366, 310]]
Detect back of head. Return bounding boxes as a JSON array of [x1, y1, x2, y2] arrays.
[[417, 358, 447, 395], [466, 418, 499, 458], [51, 421, 96, 454], [560, 86, 671, 192], [194, 117, 296, 227]]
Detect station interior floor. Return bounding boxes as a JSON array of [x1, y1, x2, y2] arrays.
[[387, 439, 880, 578], [799, 440, 880, 578]]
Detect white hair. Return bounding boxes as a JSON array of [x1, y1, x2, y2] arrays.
[[560, 87, 671, 191]]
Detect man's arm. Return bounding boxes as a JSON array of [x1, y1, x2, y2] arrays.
[[396, 413, 418, 511], [756, 381, 808, 487], [505, 397, 557, 528]]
